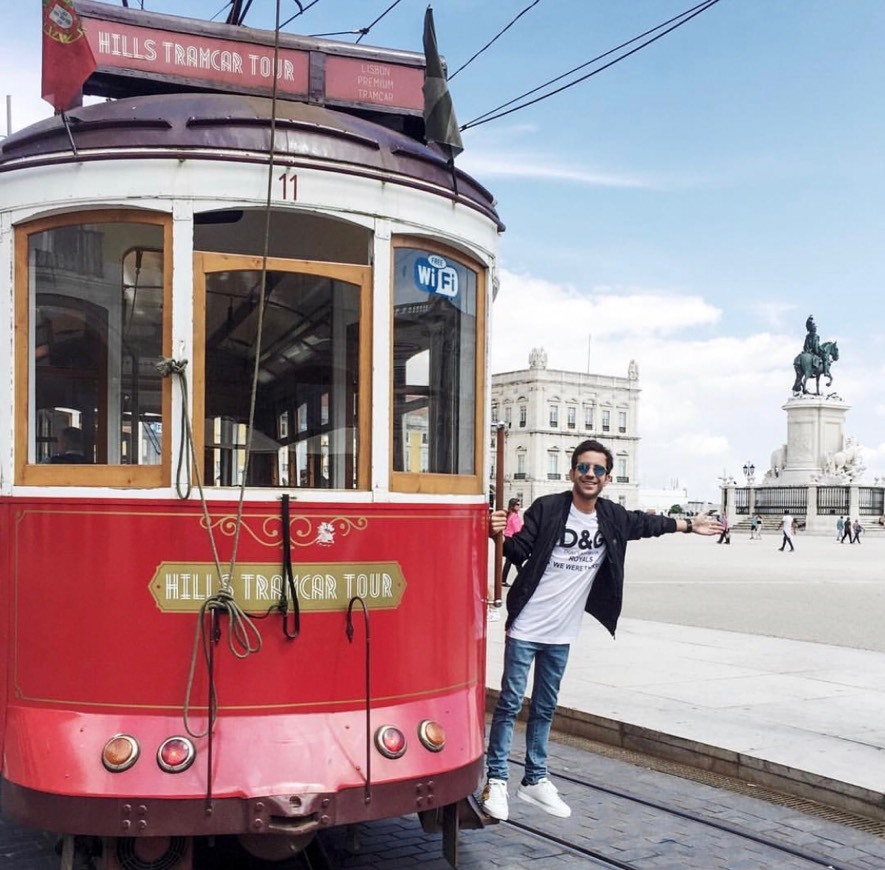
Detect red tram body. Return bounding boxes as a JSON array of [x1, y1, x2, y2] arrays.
[[0, 3, 502, 866]]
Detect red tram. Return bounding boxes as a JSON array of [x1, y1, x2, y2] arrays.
[[0, 3, 502, 867]]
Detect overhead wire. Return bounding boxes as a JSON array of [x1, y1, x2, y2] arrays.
[[281, 0, 323, 30], [465, 0, 718, 126], [225, 0, 243, 25], [448, 0, 542, 81], [468, 0, 703, 120], [206, 1, 235, 23], [235, 0, 255, 25], [355, 0, 408, 44], [308, 0, 406, 42], [461, 0, 722, 131]]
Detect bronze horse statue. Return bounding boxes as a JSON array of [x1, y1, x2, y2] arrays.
[[792, 340, 838, 395]]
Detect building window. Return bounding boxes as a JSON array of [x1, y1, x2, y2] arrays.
[[519, 405, 526, 428], [618, 458, 627, 479], [584, 405, 593, 430], [549, 404, 559, 428], [504, 404, 512, 426], [567, 406, 576, 429], [602, 409, 611, 432], [619, 410, 627, 433], [547, 450, 559, 479], [514, 450, 526, 479], [491, 402, 498, 422]]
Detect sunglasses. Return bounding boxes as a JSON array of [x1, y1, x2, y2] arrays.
[[574, 462, 608, 478]]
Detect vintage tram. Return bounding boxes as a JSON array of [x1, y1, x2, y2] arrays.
[[0, 3, 502, 867]]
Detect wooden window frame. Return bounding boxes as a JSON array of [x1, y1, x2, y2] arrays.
[[192, 252, 373, 491], [15, 210, 172, 487], [390, 237, 487, 495]]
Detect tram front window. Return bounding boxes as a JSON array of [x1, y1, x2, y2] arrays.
[[201, 266, 361, 489], [23, 218, 167, 473], [392, 247, 480, 479]]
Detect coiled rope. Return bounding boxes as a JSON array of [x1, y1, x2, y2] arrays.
[[156, 357, 263, 740]]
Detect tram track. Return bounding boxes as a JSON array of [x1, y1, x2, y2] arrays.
[[501, 816, 643, 869], [506, 758, 865, 870]]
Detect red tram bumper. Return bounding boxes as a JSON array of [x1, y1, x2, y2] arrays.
[[1, 686, 486, 838], [2, 757, 483, 837]]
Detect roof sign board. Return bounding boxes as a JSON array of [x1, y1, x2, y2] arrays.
[[72, 0, 426, 115]]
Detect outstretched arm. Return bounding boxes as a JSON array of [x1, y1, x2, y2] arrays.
[[678, 514, 724, 536]]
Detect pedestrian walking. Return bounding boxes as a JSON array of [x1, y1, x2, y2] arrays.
[[853, 519, 863, 543], [836, 516, 844, 542], [750, 514, 759, 540], [483, 439, 724, 822], [841, 518, 854, 544], [778, 509, 796, 552]]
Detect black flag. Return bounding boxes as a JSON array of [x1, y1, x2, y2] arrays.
[[422, 6, 463, 160]]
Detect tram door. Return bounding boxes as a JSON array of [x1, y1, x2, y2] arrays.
[[193, 253, 371, 490]]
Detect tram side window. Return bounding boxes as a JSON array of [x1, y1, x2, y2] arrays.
[[202, 269, 361, 489], [26, 220, 166, 469], [392, 248, 479, 477]]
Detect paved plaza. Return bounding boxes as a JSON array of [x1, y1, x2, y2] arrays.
[[487, 530, 885, 815], [623, 525, 885, 652]]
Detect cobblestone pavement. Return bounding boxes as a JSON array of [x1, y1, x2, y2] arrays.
[[8, 729, 884, 869], [323, 729, 885, 869]]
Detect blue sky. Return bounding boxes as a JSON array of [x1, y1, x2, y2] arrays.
[[4, 1, 884, 500]]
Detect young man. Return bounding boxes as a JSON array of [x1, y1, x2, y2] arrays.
[[483, 439, 723, 821], [779, 509, 796, 551]]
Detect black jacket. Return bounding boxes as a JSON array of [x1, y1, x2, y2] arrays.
[[503, 491, 677, 637]]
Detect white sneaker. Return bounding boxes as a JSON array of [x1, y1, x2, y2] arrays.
[[517, 777, 571, 818], [481, 778, 509, 820]]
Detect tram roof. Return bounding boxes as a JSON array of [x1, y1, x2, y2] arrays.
[[0, 93, 502, 230]]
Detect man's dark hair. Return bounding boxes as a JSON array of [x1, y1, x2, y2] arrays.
[[570, 439, 613, 472]]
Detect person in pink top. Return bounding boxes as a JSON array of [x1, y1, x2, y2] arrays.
[[502, 498, 523, 586]]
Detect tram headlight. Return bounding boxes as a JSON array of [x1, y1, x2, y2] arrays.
[[417, 719, 446, 752], [374, 725, 407, 759], [102, 734, 140, 772], [157, 736, 196, 773]]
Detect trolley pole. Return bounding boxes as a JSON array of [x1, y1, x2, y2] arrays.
[[493, 422, 506, 607]]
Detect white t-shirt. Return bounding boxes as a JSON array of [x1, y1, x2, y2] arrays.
[[781, 514, 794, 538], [509, 505, 607, 645]]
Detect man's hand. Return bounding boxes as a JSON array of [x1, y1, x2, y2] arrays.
[[690, 513, 725, 536], [489, 509, 506, 537]]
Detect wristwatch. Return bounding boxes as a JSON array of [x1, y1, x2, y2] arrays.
[[683, 518, 693, 534]]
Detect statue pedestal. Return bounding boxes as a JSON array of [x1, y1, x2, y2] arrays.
[[776, 395, 849, 485]]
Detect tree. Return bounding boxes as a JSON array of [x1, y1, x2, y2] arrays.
[[668, 504, 684, 515]]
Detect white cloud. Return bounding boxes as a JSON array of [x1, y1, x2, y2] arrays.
[[458, 151, 653, 189], [489, 268, 870, 501], [747, 300, 797, 331]]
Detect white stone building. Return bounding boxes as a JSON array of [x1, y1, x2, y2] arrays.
[[491, 348, 641, 509]]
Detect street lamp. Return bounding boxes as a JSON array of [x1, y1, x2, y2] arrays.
[[742, 461, 755, 485]]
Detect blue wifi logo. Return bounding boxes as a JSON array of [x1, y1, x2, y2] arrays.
[[414, 254, 459, 299]]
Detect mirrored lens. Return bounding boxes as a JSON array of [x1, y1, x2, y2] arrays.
[[575, 463, 607, 477]]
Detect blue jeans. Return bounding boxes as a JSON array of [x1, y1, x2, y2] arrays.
[[486, 636, 570, 784]]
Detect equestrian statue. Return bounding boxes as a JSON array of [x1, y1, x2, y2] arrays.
[[791, 315, 839, 395]]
